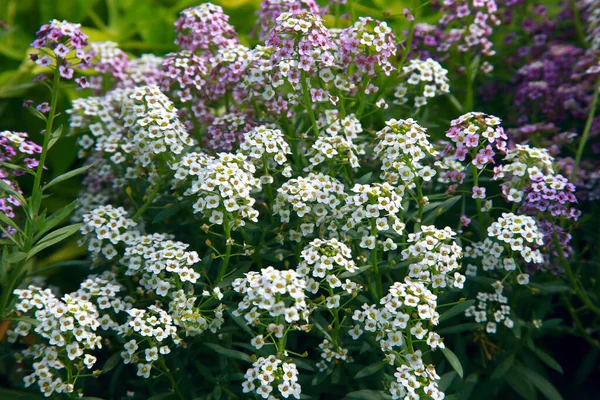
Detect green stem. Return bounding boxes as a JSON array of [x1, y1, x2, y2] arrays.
[[32, 62, 61, 213], [472, 168, 485, 240], [572, 80, 599, 182], [301, 72, 319, 138], [216, 215, 232, 282], [158, 357, 185, 400], [131, 181, 163, 221], [370, 222, 382, 300], [464, 53, 474, 113], [398, 0, 419, 70]]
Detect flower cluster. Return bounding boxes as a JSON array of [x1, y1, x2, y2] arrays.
[[122, 85, 193, 166], [239, 125, 292, 178], [305, 135, 361, 172], [402, 226, 465, 289], [394, 58, 450, 108], [30, 19, 90, 84], [444, 112, 507, 169], [316, 110, 363, 141], [1, 131, 41, 227], [337, 17, 396, 77], [243, 356, 301, 399], [465, 290, 513, 333], [203, 113, 253, 153], [9, 284, 108, 397], [391, 350, 444, 400], [120, 233, 201, 294], [232, 267, 310, 328], [374, 118, 438, 186], [172, 152, 261, 228], [85, 41, 129, 92], [341, 183, 406, 250], [174, 3, 238, 53], [274, 172, 347, 240], [79, 205, 137, 261]]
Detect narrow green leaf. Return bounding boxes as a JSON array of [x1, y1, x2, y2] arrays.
[[422, 196, 461, 224], [515, 366, 564, 400], [102, 353, 122, 374], [345, 390, 392, 399], [33, 199, 78, 241], [28, 223, 82, 259], [439, 299, 475, 322], [47, 125, 64, 150], [437, 323, 480, 335], [0, 211, 21, 233], [531, 348, 563, 374], [505, 371, 537, 400], [4, 252, 27, 263], [491, 354, 515, 380], [152, 202, 186, 224], [148, 394, 175, 400], [0, 179, 26, 206], [203, 343, 253, 363], [354, 361, 386, 379], [43, 164, 94, 191], [441, 347, 464, 379]]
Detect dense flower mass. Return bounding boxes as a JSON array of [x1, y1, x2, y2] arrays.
[[2, 1, 598, 399]]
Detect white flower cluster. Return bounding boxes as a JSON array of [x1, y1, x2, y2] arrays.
[[401, 226, 465, 289], [299, 238, 362, 302], [497, 144, 555, 202], [274, 172, 347, 241], [465, 291, 514, 333], [239, 125, 292, 178], [79, 205, 137, 261], [305, 135, 361, 171], [243, 356, 301, 399], [341, 183, 405, 250], [316, 110, 363, 141], [316, 339, 352, 371], [391, 350, 444, 400], [9, 284, 108, 397], [172, 152, 261, 228], [120, 233, 202, 295], [352, 280, 443, 354], [168, 289, 226, 336], [394, 58, 450, 108], [374, 118, 438, 186], [68, 89, 134, 188], [119, 305, 180, 369], [122, 85, 193, 166], [232, 267, 310, 328], [487, 213, 544, 263]]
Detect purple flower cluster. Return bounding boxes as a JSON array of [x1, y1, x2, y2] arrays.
[[444, 112, 507, 169], [517, 173, 581, 220], [30, 19, 90, 85], [174, 3, 238, 54], [1, 131, 42, 225], [86, 41, 129, 93], [202, 113, 255, 153], [337, 17, 396, 77]]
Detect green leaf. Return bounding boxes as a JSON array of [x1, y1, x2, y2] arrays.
[[491, 354, 515, 380], [28, 223, 82, 259], [43, 164, 95, 191], [530, 348, 563, 374], [441, 347, 464, 379], [152, 202, 186, 224], [0, 387, 43, 399], [354, 361, 386, 379], [345, 390, 392, 399], [458, 373, 479, 400], [529, 282, 570, 294], [3, 252, 27, 263], [34, 199, 78, 242], [356, 172, 373, 184], [422, 196, 461, 224], [47, 125, 64, 150], [102, 353, 122, 374], [505, 370, 537, 400], [0, 211, 22, 234], [515, 365, 564, 400], [0, 179, 27, 206], [437, 323, 480, 335], [203, 343, 253, 363], [439, 299, 475, 322]]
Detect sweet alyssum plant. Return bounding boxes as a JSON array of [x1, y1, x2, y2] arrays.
[[1, 1, 599, 399]]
